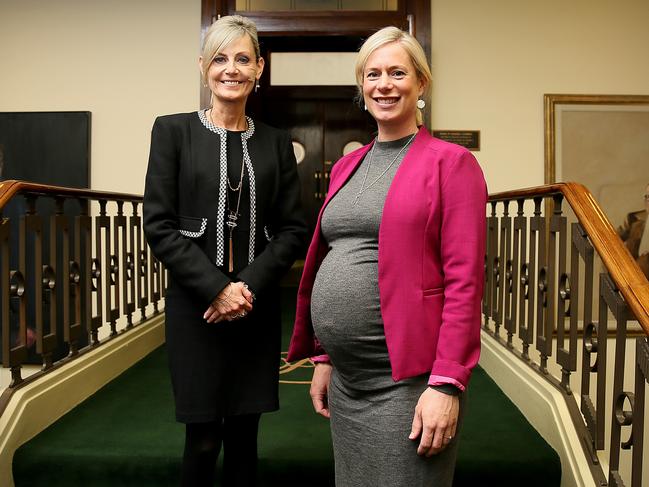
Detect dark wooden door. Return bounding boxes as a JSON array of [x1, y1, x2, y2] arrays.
[[201, 1, 432, 111], [255, 91, 375, 236]]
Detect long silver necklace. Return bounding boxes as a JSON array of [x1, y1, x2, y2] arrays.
[[353, 133, 416, 206], [212, 109, 246, 272], [225, 154, 245, 273], [198, 109, 257, 268]]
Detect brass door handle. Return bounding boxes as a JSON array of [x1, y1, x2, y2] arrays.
[[314, 171, 322, 199], [323, 171, 330, 199]]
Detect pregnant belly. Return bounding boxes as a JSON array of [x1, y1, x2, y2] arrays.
[[310, 249, 390, 374]]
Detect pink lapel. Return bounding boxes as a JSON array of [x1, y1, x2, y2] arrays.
[[321, 127, 431, 228], [381, 126, 431, 210]]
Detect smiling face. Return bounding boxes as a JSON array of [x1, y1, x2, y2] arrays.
[[362, 41, 424, 140], [200, 34, 264, 107]]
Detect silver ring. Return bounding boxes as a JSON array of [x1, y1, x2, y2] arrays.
[[445, 436, 453, 440]]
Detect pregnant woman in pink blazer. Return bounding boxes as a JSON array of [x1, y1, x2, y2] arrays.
[[288, 26, 487, 487]]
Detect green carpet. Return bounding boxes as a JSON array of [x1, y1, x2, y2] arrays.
[[13, 291, 561, 486]]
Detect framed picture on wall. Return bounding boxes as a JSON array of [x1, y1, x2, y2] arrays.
[[0, 111, 91, 187], [544, 94, 649, 237]]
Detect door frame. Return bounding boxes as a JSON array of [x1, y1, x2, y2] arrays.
[[200, 0, 432, 111]]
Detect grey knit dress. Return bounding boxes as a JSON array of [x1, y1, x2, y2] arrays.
[[310, 135, 462, 487]]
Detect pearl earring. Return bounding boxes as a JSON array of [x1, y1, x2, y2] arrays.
[[416, 98, 426, 109]]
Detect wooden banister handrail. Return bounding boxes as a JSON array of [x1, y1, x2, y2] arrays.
[[0, 179, 164, 393], [485, 181, 649, 485], [0, 180, 143, 208], [489, 181, 649, 336]]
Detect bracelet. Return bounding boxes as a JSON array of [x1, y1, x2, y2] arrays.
[[429, 384, 461, 396]]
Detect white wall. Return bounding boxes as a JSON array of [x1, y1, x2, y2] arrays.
[[2, 0, 649, 195], [0, 0, 200, 194], [431, 0, 649, 193]]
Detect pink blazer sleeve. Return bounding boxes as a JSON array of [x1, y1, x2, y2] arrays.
[[429, 149, 487, 388]]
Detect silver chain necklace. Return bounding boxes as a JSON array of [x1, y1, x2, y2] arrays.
[[353, 133, 416, 206], [211, 109, 246, 192], [198, 109, 257, 269]]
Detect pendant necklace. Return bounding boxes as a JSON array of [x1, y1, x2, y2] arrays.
[[225, 155, 245, 273], [212, 109, 246, 272], [353, 133, 416, 206], [199, 109, 256, 267]]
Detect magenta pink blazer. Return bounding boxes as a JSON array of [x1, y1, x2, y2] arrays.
[[287, 126, 487, 390]]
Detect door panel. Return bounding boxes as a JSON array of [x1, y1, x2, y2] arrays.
[[258, 94, 375, 239], [259, 98, 323, 234], [323, 99, 375, 200]]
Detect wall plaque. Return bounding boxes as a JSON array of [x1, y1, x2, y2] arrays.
[[432, 130, 480, 151]]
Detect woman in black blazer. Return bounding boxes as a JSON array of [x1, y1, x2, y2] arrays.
[[143, 15, 306, 487]]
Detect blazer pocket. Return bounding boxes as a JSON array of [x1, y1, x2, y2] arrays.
[[263, 225, 273, 242], [422, 287, 444, 297], [178, 216, 207, 238]]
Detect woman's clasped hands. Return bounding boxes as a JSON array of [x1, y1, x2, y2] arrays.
[[203, 282, 254, 323]]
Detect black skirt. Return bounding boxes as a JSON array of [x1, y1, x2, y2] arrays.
[[164, 285, 282, 423]]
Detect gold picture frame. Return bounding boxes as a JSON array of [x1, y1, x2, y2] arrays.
[[544, 94, 649, 184], [544, 94, 649, 229]]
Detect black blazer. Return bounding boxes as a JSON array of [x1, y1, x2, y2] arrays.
[[143, 112, 306, 305]]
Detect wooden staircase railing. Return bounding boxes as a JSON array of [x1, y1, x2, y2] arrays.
[[2, 179, 649, 486], [0, 179, 165, 416], [483, 182, 649, 487]]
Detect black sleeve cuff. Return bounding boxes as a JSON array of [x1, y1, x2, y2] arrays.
[[429, 384, 461, 396]]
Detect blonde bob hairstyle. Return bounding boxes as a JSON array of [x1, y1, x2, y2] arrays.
[[355, 26, 432, 126], [200, 15, 261, 86]]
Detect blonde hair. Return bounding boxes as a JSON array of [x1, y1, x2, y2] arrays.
[[355, 26, 432, 126], [200, 15, 260, 85]]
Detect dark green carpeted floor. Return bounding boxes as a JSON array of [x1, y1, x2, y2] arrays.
[[13, 290, 561, 486]]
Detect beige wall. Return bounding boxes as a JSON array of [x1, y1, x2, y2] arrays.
[[431, 0, 649, 193], [0, 0, 200, 194], [2, 0, 649, 196]]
